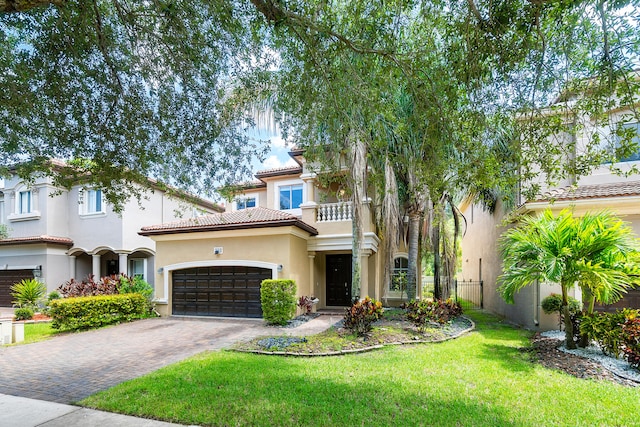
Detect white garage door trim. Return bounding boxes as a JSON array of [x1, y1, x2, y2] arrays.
[[157, 260, 278, 303]]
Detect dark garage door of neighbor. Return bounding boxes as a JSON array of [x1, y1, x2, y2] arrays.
[[172, 266, 273, 318], [0, 270, 34, 306]]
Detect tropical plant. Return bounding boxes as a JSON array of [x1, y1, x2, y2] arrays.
[[499, 209, 640, 349], [297, 296, 317, 315], [57, 275, 120, 297], [541, 294, 582, 331], [343, 297, 384, 336], [11, 279, 47, 309], [404, 299, 463, 330], [621, 315, 640, 370]]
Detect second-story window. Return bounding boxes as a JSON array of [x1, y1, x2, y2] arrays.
[[616, 122, 640, 162], [237, 197, 256, 210], [79, 188, 105, 216], [279, 184, 303, 210], [18, 190, 32, 214]]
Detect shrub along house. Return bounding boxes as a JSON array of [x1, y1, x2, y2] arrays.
[[140, 149, 416, 318], [0, 160, 222, 306]]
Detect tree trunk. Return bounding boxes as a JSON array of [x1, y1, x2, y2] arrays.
[[578, 287, 595, 348], [349, 135, 367, 302], [562, 283, 576, 349], [406, 211, 420, 301], [432, 213, 441, 301]]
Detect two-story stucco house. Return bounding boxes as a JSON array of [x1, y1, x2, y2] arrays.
[[461, 111, 640, 330], [0, 161, 222, 306], [140, 149, 414, 318]]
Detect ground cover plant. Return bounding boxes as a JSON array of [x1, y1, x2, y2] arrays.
[[80, 311, 639, 426]]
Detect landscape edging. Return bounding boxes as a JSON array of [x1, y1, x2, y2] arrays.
[[233, 315, 476, 357]]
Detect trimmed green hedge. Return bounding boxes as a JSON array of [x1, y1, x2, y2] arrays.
[[49, 293, 149, 331], [261, 279, 297, 325]]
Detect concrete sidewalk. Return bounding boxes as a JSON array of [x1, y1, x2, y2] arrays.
[[0, 393, 185, 426]]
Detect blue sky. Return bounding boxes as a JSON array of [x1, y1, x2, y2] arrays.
[[247, 127, 298, 174]]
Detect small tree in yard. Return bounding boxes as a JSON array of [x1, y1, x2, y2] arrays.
[[499, 209, 640, 349]]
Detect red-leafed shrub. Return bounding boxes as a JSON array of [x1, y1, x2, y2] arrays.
[[58, 274, 120, 297], [622, 316, 640, 370], [404, 298, 463, 329], [343, 297, 383, 335]]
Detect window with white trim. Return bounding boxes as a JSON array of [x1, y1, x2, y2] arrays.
[[236, 196, 256, 210], [279, 184, 303, 210], [18, 190, 32, 214], [0, 199, 5, 224], [79, 188, 105, 216], [128, 258, 146, 280]]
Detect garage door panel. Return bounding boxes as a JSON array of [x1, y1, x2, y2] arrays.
[[0, 270, 35, 306], [172, 266, 272, 318]]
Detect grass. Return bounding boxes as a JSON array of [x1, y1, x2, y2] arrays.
[[80, 311, 640, 426], [23, 322, 58, 344]]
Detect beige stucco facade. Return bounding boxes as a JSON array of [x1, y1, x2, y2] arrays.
[[150, 226, 314, 316]]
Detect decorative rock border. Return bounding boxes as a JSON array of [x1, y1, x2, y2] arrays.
[[234, 316, 475, 357]]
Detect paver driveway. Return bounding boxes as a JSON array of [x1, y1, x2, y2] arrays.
[[0, 317, 295, 404]]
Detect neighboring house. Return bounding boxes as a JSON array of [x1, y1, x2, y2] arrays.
[[140, 149, 414, 318], [0, 161, 222, 306], [461, 113, 640, 330]]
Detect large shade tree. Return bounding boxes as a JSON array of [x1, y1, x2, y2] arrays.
[[499, 209, 640, 349], [2, 0, 639, 294]]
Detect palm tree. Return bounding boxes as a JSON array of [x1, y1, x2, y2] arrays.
[[499, 209, 639, 349]]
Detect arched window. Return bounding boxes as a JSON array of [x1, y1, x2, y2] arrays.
[[390, 255, 408, 293]]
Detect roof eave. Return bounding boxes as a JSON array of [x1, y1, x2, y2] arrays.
[[140, 219, 318, 237]]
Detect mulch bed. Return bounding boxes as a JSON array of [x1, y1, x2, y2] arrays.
[[526, 333, 639, 387]]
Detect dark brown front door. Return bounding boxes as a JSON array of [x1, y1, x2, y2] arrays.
[[0, 270, 34, 306], [326, 254, 352, 306], [172, 266, 272, 318]]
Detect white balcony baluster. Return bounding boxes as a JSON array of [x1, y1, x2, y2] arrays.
[[316, 202, 353, 222]]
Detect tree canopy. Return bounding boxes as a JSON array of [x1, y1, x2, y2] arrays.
[[1, 0, 639, 213]]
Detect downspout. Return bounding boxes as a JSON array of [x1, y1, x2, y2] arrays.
[[534, 279, 540, 327]]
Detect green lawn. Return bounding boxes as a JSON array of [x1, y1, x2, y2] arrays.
[[80, 311, 639, 426]]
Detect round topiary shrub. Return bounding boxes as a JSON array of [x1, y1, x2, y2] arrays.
[[14, 307, 35, 321], [541, 293, 581, 330]]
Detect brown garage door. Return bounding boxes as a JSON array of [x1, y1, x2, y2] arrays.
[[0, 270, 34, 306], [172, 266, 272, 318]]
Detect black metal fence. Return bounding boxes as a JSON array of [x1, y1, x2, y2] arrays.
[[454, 279, 483, 309]]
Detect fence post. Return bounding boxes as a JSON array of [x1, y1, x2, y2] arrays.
[[480, 280, 484, 308], [454, 279, 458, 303]]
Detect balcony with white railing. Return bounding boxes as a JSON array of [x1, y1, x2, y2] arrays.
[[316, 201, 352, 222]]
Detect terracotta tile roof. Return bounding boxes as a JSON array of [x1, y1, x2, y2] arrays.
[[536, 181, 640, 202], [254, 165, 302, 179], [0, 235, 73, 247], [140, 207, 318, 236]]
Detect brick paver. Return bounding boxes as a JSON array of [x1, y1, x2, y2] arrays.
[[0, 316, 332, 404]]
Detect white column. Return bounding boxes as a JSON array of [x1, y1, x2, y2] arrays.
[[92, 254, 101, 279], [360, 250, 372, 299], [308, 252, 316, 297], [118, 253, 128, 276], [68, 255, 76, 280]]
